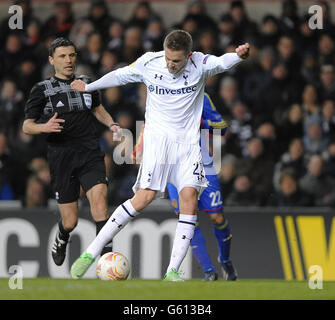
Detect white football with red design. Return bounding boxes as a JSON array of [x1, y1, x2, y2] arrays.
[[96, 252, 130, 281]]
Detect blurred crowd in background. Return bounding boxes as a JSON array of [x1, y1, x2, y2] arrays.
[[0, 0, 335, 208]]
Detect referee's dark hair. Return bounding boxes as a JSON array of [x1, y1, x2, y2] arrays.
[[49, 37, 76, 57]]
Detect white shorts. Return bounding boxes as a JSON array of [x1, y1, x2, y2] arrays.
[[132, 131, 208, 194]]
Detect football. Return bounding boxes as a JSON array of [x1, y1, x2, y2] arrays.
[[96, 252, 130, 281]]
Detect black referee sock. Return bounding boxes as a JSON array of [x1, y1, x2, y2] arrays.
[[58, 220, 71, 242], [96, 219, 113, 255], [96, 219, 108, 235]]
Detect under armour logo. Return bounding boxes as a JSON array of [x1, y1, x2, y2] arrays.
[[112, 218, 122, 229], [155, 74, 163, 80]]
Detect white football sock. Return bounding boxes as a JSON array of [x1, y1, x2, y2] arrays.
[[166, 214, 197, 274], [86, 200, 139, 258]]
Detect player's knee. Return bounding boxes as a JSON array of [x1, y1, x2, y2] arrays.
[[209, 213, 224, 225], [131, 189, 156, 211], [62, 217, 78, 231], [179, 187, 198, 202]]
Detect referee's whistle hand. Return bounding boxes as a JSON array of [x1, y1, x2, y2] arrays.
[[71, 79, 86, 92], [43, 112, 65, 133]]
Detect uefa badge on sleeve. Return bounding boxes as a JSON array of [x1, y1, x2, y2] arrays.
[[83, 94, 92, 109]]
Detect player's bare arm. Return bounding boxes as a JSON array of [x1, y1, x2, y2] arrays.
[[22, 112, 65, 134], [235, 43, 250, 59]]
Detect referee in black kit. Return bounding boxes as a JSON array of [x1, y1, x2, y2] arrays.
[[23, 38, 119, 266]]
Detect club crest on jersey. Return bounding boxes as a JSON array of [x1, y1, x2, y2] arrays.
[[83, 93, 92, 109], [183, 74, 188, 86]]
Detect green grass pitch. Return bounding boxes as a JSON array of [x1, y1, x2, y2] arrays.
[[1, 279, 335, 300]]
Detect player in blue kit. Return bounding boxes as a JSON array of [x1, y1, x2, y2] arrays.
[[167, 93, 237, 281]]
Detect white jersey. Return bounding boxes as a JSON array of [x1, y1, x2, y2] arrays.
[[86, 51, 242, 145]]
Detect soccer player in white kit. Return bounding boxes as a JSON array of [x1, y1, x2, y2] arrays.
[[70, 30, 249, 281]]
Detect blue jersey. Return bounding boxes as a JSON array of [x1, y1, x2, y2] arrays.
[[201, 93, 227, 135], [200, 93, 227, 175], [168, 93, 226, 214], [168, 173, 224, 214]]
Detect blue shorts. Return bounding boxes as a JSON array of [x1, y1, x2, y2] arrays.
[[167, 174, 224, 215]]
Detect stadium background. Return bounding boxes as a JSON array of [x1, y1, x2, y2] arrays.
[[0, 0, 335, 281]]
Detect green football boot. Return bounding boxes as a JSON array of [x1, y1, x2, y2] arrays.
[[163, 269, 184, 282], [70, 253, 95, 279]]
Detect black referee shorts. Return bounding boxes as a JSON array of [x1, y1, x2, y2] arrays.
[[47, 145, 108, 204]]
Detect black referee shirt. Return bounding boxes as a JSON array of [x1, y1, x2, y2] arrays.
[[25, 75, 101, 150]]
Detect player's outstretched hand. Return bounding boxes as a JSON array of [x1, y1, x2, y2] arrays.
[[44, 112, 65, 133], [236, 43, 250, 59], [71, 79, 86, 92]]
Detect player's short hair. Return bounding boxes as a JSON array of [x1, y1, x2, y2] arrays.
[[48, 37, 76, 57], [163, 30, 193, 55]]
